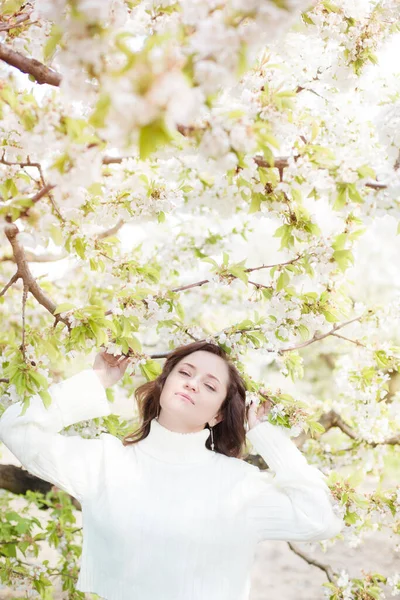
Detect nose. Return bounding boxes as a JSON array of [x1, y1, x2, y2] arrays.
[[185, 378, 198, 392]]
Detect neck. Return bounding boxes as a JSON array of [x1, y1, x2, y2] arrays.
[[156, 415, 206, 434], [136, 418, 214, 464]]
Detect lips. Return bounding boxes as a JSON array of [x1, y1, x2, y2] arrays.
[[176, 392, 195, 405]]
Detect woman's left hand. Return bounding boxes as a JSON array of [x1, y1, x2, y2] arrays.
[[247, 397, 274, 431]]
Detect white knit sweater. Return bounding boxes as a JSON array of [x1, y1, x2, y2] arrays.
[[0, 368, 344, 600]]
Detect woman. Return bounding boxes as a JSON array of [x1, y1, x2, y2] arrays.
[[0, 340, 344, 600]]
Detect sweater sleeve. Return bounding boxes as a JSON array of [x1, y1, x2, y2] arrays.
[[243, 420, 344, 543], [0, 368, 115, 503]]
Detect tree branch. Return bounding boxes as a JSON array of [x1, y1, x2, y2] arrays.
[[329, 331, 366, 347], [287, 542, 337, 583], [0, 42, 62, 86], [96, 218, 125, 240], [0, 154, 42, 169], [0, 219, 125, 263], [3, 223, 71, 329], [295, 409, 400, 449], [253, 155, 387, 190], [10, 183, 56, 220], [1, 152, 64, 221], [169, 253, 305, 293], [279, 315, 364, 353], [0, 464, 81, 510], [0, 11, 33, 32]]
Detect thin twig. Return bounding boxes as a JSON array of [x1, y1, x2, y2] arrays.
[[0, 153, 41, 169], [0, 11, 33, 32], [0, 272, 20, 296], [287, 542, 337, 583], [248, 279, 273, 290], [96, 218, 124, 240], [279, 315, 364, 353], [36, 163, 65, 222], [330, 331, 366, 347], [21, 282, 29, 361], [170, 254, 305, 293], [9, 183, 56, 220], [245, 253, 306, 273]]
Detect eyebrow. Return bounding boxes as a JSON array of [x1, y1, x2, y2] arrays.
[[180, 362, 221, 385]]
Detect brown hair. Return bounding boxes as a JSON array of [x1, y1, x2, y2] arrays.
[[122, 340, 250, 458]]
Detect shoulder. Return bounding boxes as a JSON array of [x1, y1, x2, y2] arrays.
[[98, 432, 126, 453], [215, 452, 260, 476]]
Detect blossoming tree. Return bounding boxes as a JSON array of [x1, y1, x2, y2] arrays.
[[0, 0, 400, 598]]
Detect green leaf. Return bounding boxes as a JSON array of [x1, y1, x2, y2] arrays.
[[53, 302, 75, 315], [140, 359, 162, 381], [357, 165, 376, 179], [89, 94, 112, 129], [74, 237, 86, 259], [276, 270, 290, 291], [344, 510, 360, 524], [273, 224, 294, 249], [332, 233, 347, 251], [1, 542, 17, 557], [229, 266, 248, 284], [347, 183, 364, 204], [332, 249, 354, 272], [307, 420, 326, 435], [237, 41, 248, 77], [39, 389, 52, 409], [249, 191, 263, 213], [53, 303, 75, 315], [138, 118, 174, 160], [333, 185, 347, 210], [51, 153, 73, 174], [352, 494, 369, 509], [322, 0, 340, 12], [302, 11, 315, 25], [236, 319, 254, 330], [29, 371, 48, 389], [297, 324, 309, 341], [175, 302, 185, 321], [125, 335, 142, 352], [43, 24, 63, 61], [49, 223, 64, 246], [374, 350, 389, 368], [201, 257, 219, 269], [322, 309, 340, 323], [0, 178, 18, 200], [1, 0, 24, 16]]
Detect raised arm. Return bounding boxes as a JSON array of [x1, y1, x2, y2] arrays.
[[0, 351, 131, 503], [243, 421, 344, 543]]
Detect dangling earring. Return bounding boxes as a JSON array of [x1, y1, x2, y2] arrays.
[[156, 405, 160, 420], [210, 424, 215, 451]]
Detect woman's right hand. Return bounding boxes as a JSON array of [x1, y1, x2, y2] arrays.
[[93, 349, 132, 388]]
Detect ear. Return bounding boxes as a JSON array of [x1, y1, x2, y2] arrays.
[[210, 413, 223, 427]]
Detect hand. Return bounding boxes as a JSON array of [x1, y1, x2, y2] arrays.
[[93, 348, 132, 388], [247, 397, 273, 431]]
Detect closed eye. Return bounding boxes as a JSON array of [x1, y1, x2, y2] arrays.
[[178, 370, 216, 392]]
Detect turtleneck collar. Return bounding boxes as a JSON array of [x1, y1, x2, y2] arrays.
[[137, 418, 214, 464]]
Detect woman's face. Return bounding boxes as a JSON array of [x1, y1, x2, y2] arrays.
[[158, 350, 230, 433]]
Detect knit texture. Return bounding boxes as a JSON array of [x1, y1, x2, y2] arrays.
[[0, 369, 344, 600]]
